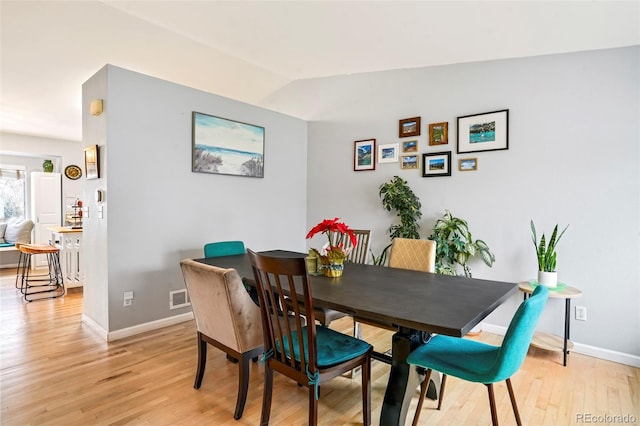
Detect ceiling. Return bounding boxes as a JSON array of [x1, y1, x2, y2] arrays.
[[1, 0, 638, 142]]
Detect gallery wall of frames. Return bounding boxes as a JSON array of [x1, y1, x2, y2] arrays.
[[353, 109, 508, 178]]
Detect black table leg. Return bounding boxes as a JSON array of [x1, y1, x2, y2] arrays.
[[380, 327, 440, 426], [564, 298, 570, 366]]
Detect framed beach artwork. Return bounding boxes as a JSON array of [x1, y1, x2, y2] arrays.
[[429, 122, 448, 146], [378, 143, 399, 163], [399, 117, 421, 138], [400, 154, 419, 170], [422, 151, 452, 177], [457, 109, 509, 154], [192, 111, 265, 178], [354, 139, 376, 171]]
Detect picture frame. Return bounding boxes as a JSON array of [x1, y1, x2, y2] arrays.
[[429, 122, 448, 146], [399, 117, 421, 138], [457, 109, 509, 154], [401, 140, 418, 152], [400, 154, 419, 170], [354, 139, 376, 171], [422, 151, 451, 177], [84, 145, 99, 179], [192, 111, 265, 178], [459, 157, 478, 171], [378, 143, 399, 163]]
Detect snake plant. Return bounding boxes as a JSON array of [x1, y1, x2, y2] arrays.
[[530, 220, 569, 272]]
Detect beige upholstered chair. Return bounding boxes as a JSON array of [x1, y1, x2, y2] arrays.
[[180, 259, 263, 420], [354, 238, 437, 361], [388, 237, 436, 272]]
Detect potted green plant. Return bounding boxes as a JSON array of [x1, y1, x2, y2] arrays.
[[428, 210, 495, 277], [371, 176, 422, 265], [530, 220, 568, 288]]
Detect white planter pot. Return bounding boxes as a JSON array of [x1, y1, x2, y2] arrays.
[[537, 271, 558, 288]]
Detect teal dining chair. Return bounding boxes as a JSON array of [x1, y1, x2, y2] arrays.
[[203, 240, 246, 258], [407, 285, 549, 426]]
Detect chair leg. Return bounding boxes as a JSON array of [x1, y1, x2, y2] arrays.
[[437, 374, 447, 410], [412, 368, 432, 426], [194, 333, 207, 389], [506, 378, 522, 426], [260, 364, 273, 426], [233, 353, 250, 420], [308, 385, 318, 426], [486, 383, 499, 426], [361, 357, 371, 425]]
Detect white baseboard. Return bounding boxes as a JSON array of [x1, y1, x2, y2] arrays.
[[82, 312, 194, 342], [481, 322, 640, 368]]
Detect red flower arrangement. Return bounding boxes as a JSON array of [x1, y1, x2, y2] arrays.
[[306, 217, 357, 264]]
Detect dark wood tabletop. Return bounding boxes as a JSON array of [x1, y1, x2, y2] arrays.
[[196, 250, 518, 338], [196, 249, 519, 425]]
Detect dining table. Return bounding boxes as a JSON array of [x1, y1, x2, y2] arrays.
[[196, 250, 519, 426]]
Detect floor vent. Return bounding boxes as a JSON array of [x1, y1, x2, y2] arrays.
[[169, 289, 190, 310]]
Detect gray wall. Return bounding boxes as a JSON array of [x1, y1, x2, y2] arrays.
[[82, 65, 308, 332], [262, 46, 640, 358]]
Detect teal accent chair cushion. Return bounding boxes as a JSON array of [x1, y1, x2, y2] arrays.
[[407, 285, 549, 383], [204, 241, 245, 258], [279, 325, 372, 368]]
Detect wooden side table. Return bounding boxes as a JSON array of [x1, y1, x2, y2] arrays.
[[519, 281, 583, 366]]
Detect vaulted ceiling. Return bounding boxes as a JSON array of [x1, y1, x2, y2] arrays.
[[1, 1, 638, 142]]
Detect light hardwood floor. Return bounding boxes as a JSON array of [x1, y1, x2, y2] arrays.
[[1, 269, 638, 425]]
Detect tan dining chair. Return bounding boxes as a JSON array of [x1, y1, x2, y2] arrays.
[[387, 237, 436, 272], [180, 259, 263, 420], [247, 249, 373, 426], [354, 237, 437, 364]]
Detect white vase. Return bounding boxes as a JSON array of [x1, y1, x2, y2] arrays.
[[537, 271, 558, 288]]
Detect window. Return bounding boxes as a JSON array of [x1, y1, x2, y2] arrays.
[[0, 165, 27, 220]]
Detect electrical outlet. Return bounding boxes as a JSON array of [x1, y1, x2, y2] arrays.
[[575, 306, 587, 321]]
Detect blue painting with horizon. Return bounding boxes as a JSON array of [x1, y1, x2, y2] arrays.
[[469, 120, 496, 144], [192, 112, 264, 177]]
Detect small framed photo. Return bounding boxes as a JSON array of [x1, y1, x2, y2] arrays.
[[422, 151, 451, 177], [84, 144, 100, 179], [354, 139, 376, 171], [429, 122, 448, 146], [378, 143, 399, 163], [401, 140, 418, 152], [459, 158, 478, 171], [399, 117, 421, 138], [400, 155, 419, 170], [457, 109, 509, 154]]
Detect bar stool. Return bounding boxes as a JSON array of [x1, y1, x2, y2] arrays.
[[16, 243, 65, 302]]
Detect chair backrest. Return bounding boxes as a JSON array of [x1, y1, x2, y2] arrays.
[[492, 285, 549, 382], [337, 229, 371, 264], [247, 249, 318, 378], [203, 240, 246, 258], [387, 238, 436, 272], [180, 259, 263, 353]]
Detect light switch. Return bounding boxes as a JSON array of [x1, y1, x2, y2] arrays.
[[97, 205, 103, 219], [83, 206, 89, 218]]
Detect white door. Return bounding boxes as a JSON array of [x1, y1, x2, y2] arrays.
[[31, 172, 62, 266]]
